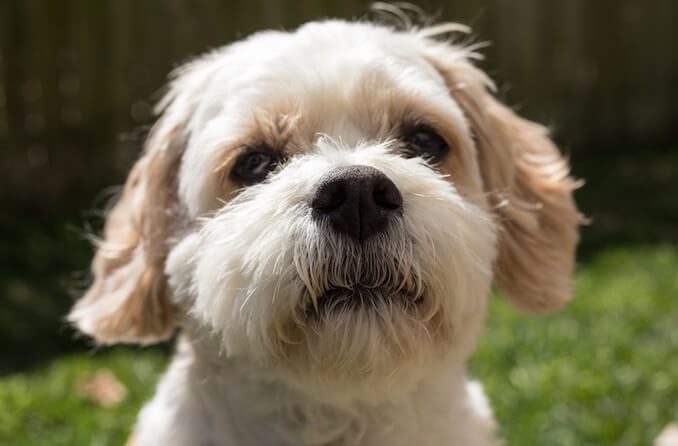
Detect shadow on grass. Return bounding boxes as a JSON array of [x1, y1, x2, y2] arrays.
[[1, 144, 676, 376], [0, 215, 176, 376], [0, 217, 93, 375]]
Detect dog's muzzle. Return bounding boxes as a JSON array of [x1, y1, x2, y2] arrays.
[[310, 165, 403, 241]]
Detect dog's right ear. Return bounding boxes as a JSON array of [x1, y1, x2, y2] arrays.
[[68, 121, 184, 345]]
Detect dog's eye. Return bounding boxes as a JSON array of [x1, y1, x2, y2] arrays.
[[230, 149, 279, 184], [402, 126, 448, 161]]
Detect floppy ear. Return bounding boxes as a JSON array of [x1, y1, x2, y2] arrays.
[[69, 51, 228, 343], [424, 39, 582, 314], [68, 122, 183, 345]]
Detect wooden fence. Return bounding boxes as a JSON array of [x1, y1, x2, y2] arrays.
[[1, 0, 677, 213]]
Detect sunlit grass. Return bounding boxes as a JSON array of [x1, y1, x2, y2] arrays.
[[1, 244, 676, 445], [472, 245, 678, 445], [0, 349, 167, 446]]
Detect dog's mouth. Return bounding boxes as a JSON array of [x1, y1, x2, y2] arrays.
[[304, 282, 424, 318], [295, 232, 425, 319]]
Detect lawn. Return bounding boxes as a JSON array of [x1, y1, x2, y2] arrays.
[[474, 245, 678, 445], [1, 146, 677, 445]]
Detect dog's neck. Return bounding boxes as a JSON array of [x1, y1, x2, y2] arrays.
[[142, 333, 493, 445]]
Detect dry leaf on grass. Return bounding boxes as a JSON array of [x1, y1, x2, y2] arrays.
[[77, 369, 127, 408]]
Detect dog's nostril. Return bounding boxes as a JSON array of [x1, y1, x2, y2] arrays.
[[310, 180, 346, 212], [373, 180, 403, 211], [311, 165, 402, 241]]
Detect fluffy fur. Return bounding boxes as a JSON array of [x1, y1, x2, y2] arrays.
[[69, 16, 581, 446]]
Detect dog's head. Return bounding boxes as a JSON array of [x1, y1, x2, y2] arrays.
[[69, 20, 580, 399]]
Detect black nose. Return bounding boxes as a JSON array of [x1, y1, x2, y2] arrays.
[[310, 165, 403, 241]]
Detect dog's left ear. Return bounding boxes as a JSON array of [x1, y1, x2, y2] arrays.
[[424, 39, 583, 315]]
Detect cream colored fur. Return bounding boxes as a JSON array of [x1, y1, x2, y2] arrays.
[[69, 17, 580, 446]]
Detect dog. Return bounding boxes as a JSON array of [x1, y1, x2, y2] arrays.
[[69, 14, 581, 446]]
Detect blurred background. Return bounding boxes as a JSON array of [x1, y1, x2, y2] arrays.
[[1, 1, 676, 445]]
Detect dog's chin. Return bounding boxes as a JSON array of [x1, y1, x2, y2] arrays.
[[268, 283, 449, 403]]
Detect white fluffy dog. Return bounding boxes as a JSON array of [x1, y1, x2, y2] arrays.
[[69, 14, 581, 446]]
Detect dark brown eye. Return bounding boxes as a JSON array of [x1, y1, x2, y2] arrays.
[[230, 149, 279, 185], [402, 125, 448, 161]]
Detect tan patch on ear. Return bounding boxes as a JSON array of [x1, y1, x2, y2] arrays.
[[69, 125, 182, 344], [425, 40, 583, 314], [483, 103, 582, 314]]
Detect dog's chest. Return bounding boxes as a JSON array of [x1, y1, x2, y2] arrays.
[[136, 345, 498, 446]]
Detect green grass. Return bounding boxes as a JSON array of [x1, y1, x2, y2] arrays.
[[0, 350, 167, 446], [472, 245, 678, 445], [1, 244, 676, 445]]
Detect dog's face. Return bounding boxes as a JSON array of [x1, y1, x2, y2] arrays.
[[70, 21, 580, 400]]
